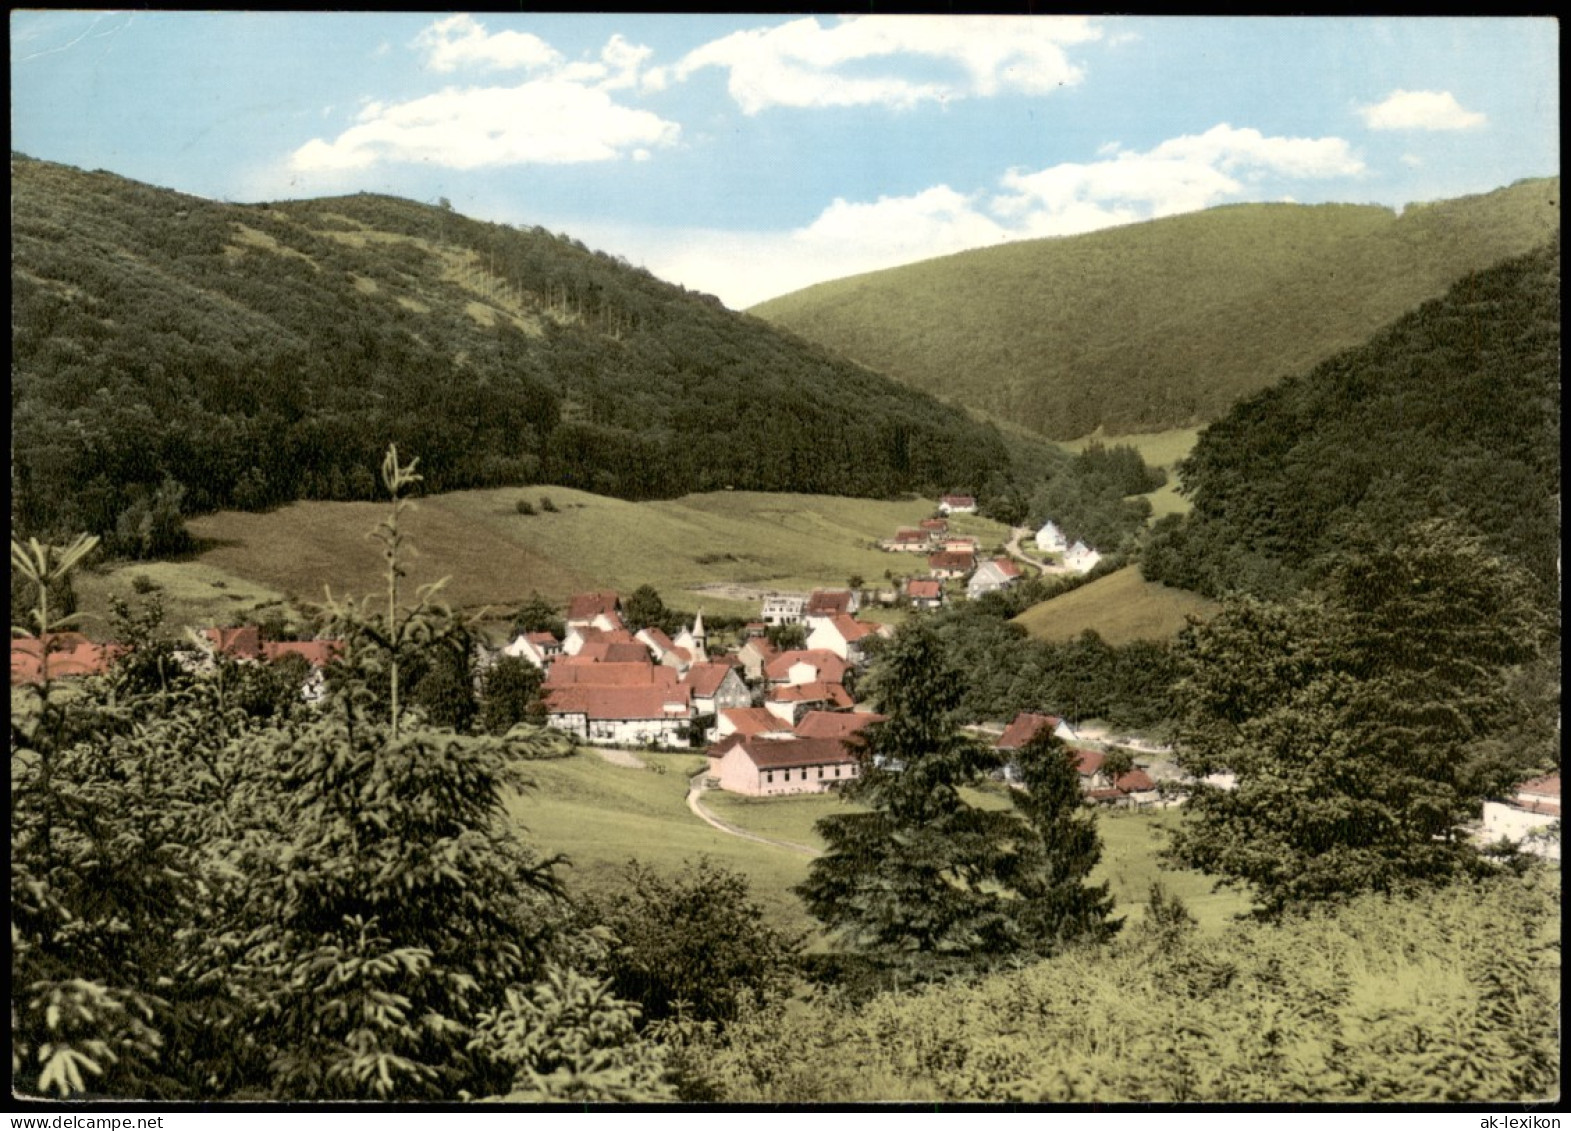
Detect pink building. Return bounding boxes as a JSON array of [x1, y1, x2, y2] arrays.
[[708, 734, 861, 796]]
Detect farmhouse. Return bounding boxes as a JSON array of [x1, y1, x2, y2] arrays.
[[882, 528, 932, 552], [928, 550, 977, 580], [544, 684, 692, 747], [708, 734, 861, 796], [545, 661, 678, 689], [997, 711, 1081, 749], [904, 578, 944, 610], [938, 494, 977, 515], [635, 626, 691, 672], [804, 589, 859, 626], [716, 706, 795, 740], [1481, 773, 1560, 860], [563, 624, 638, 656], [967, 557, 1022, 600], [502, 631, 562, 670], [764, 681, 854, 724]]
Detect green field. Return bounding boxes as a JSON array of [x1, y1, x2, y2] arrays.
[[1061, 425, 1201, 520], [1014, 565, 1220, 645], [75, 488, 1010, 638]]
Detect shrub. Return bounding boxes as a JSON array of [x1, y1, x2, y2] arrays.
[[515, 499, 537, 516]]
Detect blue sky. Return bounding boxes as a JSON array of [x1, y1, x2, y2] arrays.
[[11, 13, 1559, 308]]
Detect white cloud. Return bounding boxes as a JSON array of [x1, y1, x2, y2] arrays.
[[414, 14, 561, 73], [293, 19, 673, 171], [1357, 89, 1487, 131], [993, 124, 1363, 227], [665, 14, 1100, 114], [291, 81, 679, 171]]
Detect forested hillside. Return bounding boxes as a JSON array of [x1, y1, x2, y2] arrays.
[[11, 154, 1021, 556], [750, 179, 1559, 439], [1142, 239, 1561, 604]]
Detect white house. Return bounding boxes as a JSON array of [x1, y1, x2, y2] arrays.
[[806, 615, 880, 664], [967, 558, 1023, 600], [671, 611, 708, 664], [938, 494, 977, 516], [764, 681, 854, 725], [1481, 773, 1560, 860], [904, 579, 944, 610], [1064, 541, 1102, 574], [764, 649, 851, 688], [708, 734, 860, 796], [928, 550, 976, 580], [502, 631, 562, 670], [1034, 521, 1068, 554], [803, 589, 859, 630], [761, 594, 805, 626], [565, 591, 623, 631]]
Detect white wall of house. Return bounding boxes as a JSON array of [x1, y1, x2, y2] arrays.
[[712, 745, 859, 796], [1481, 801, 1561, 859]]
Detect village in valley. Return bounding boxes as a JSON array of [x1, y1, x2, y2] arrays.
[[14, 492, 1555, 860]]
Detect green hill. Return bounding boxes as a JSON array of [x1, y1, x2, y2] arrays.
[[11, 154, 1030, 556], [750, 179, 1559, 440], [1013, 566, 1220, 645], [1143, 239, 1561, 602]]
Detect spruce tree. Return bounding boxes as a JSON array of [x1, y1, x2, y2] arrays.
[[797, 620, 1117, 977]]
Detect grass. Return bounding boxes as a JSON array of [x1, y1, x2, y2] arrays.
[[166, 487, 1009, 635], [1092, 808, 1252, 933], [72, 559, 297, 642], [1013, 565, 1220, 644], [1061, 425, 1203, 520]]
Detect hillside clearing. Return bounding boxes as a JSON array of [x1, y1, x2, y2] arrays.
[[1014, 566, 1220, 645]]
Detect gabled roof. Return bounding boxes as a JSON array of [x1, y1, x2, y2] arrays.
[[545, 662, 677, 688], [262, 640, 342, 667], [822, 614, 877, 643], [11, 636, 123, 684], [572, 640, 651, 665], [1518, 773, 1560, 799], [795, 710, 884, 739], [767, 681, 854, 708], [566, 590, 621, 621], [715, 735, 860, 771], [637, 627, 675, 653], [941, 494, 976, 507], [546, 684, 690, 721], [204, 625, 262, 660], [1115, 769, 1156, 793], [905, 579, 943, 600], [996, 712, 1066, 751], [894, 528, 928, 542], [1073, 748, 1105, 777], [805, 589, 854, 616], [739, 636, 779, 657], [765, 649, 851, 684], [566, 625, 637, 647], [920, 518, 948, 531], [978, 558, 1022, 580], [718, 707, 794, 738], [683, 662, 740, 697], [928, 550, 977, 572]]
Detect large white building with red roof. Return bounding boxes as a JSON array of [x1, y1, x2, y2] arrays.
[[707, 733, 862, 796], [805, 614, 883, 664]]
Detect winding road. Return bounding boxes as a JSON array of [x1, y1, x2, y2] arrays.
[[685, 771, 821, 857]]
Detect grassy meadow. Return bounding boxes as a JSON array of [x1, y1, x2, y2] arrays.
[[76, 488, 1011, 638], [1061, 425, 1201, 519], [1014, 566, 1220, 645]]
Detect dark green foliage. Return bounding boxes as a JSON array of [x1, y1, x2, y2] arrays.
[[799, 620, 1118, 978], [510, 592, 565, 638], [1146, 240, 1561, 602], [589, 860, 801, 1028], [12, 154, 1034, 550], [480, 655, 545, 736], [409, 643, 479, 732], [1168, 519, 1553, 915], [1075, 442, 1167, 495], [515, 499, 537, 516], [619, 584, 667, 634], [764, 624, 807, 652]]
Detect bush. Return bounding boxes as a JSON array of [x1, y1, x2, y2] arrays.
[[130, 573, 160, 595], [515, 499, 537, 516], [539, 495, 559, 513]]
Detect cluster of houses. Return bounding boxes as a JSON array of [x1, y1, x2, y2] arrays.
[[493, 588, 893, 754], [1033, 520, 1102, 574], [873, 495, 1028, 610]]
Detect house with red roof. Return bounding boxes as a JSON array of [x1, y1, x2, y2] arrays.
[[761, 594, 806, 626], [737, 635, 780, 682], [10, 634, 123, 685], [545, 661, 678, 690], [635, 626, 691, 672], [967, 557, 1023, 600], [804, 589, 858, 624], [204, 625, 263, 660], [716, 706, 796, 741], [764, 681, 855, 725], [544, 684, 693, 747], [794, 710, 884, 741], [565, 591, 624, 631], [904, 578, 944, 610], [1481, 773, 1560, 860], [920, 518, 949, 535], [763, 649, 851, 687], [501, 631, 563, 670], [928, 550, 977, 580], [682, 662, 751, 716], [806, 614, 882, 664], [938, 494, 977, 515], [707, 733, 862, 796], [562, 624, 637, 656], [881, 528, 932, 553], [996, 711, 1079, 751]]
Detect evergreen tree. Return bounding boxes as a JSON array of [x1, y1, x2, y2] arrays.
[[511, 592, 564, 638], [481, 655, 545, 735], [621, 585, 667, 633], [798, 620, 1117, 977]]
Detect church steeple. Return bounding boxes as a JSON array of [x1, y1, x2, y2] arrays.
[[690, 608, 707, 659]]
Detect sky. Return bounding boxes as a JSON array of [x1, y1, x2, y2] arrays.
[[10, 12, 1560, 310]]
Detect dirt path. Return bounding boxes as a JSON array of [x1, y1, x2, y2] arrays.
[[1005, 526, 1050, 575], [685, 772, 821, 857]]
